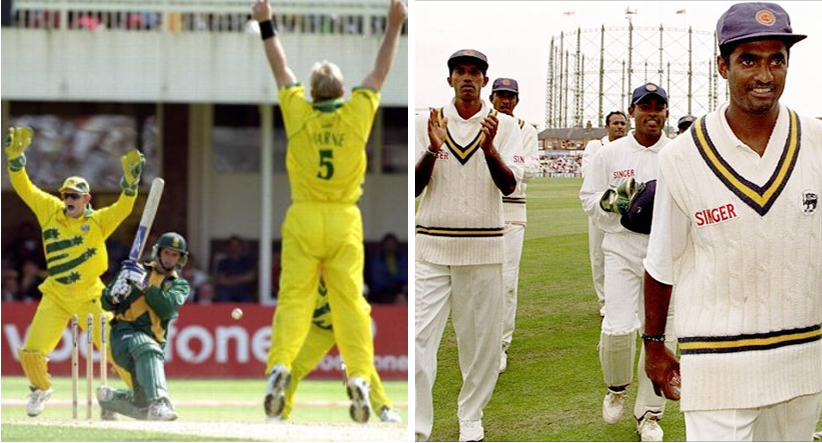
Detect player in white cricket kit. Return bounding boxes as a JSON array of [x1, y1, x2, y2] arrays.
[[415, 49, 523, 443], [489, 77, 540, 374], [580, 83, 675, 442], [581, 111, 628, 317], [644, 3, 822, 441]]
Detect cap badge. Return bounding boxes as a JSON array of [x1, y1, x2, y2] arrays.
[[464, 50, 475, 56], [755, 9, 776, 26], [502, 79, 511, 85], [645, 84, 657, 92]]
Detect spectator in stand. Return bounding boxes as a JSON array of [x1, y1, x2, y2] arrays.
[[2, 270, 20, 302], [367, 233, 407, 304], [195, 281, 217, 305], [5, 221, 45, 273], [215, 235, 257, 303], [18, 259, 44, 302], [181, 256, 209, 300]]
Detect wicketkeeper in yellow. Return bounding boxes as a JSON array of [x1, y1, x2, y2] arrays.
[[5, 126, 145, 417], [281, 278, 402, 423], [251, 0, 407, 423]]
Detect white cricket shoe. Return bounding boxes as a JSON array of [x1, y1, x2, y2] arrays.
[[26, 387, 53, 417], [499, 350, 508, 374], [347, 376, 372, 423], [379, 406, 402, 423], [147, 397, 178, 421], [637, 413, 664, 442], [264, 365, 291, 420], [97, 385, 116, 402], [459, 419, 484, 442], [602, 389, 627, 424]]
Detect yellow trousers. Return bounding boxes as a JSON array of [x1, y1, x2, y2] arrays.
[[266, 202, 374, 380], [282, 323, 393, 419], [20, 284, 131, 390]]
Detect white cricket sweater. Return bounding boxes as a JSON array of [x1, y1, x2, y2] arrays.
[[657, 104, 822, 411], [415, 99, 524, 266], [503, 120, 540, 225]]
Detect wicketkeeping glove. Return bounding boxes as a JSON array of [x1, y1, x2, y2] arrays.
[[600, 177, 639, 215], [5, 126, 33, 172], [620, 180, 657, 234], [120, 149, 145, 196]]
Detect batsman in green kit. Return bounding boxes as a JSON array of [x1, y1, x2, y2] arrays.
[[281, 279, 402, 423], [97, 233, 190, 421], [252, 0, 407, 424]]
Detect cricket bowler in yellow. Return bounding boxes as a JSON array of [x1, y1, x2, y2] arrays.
[[280, 280, 402, 423], [5, 126, 145, 417], [251, 0, 407, 423]]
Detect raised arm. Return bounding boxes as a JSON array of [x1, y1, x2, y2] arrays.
[[253, 0, 297, 88], [361, 0, 408, 91]]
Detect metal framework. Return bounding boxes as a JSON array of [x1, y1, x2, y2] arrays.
[[545, 23, 729, 129]]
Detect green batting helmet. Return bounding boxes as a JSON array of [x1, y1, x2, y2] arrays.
[[151, 232, 189, 268]]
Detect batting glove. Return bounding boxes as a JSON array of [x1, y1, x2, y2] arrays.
[[120, 260, 147, 289], [5, 127, 33, 172], [110, 275, 131, 304]]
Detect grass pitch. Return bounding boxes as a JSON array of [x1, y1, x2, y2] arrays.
[[428, 177, 822, 441], [1, 376, 407, 441], [429, 177, 680, 441]]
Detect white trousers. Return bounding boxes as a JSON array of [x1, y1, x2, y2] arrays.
[[501, 223, 525, 351], [600, 231, 676, 419], [415, 261, 503, 441], [684, 393, 821, 441], [588, 217, 606, 308]]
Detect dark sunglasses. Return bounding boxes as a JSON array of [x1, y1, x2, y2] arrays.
[[61, 193, 83, 200]]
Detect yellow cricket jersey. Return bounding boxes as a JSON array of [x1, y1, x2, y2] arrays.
[[9, 168, 136, 300], [279, 84, 380, 204]]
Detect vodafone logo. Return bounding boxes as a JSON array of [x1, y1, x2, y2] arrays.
[[755, 9, 776, 26]]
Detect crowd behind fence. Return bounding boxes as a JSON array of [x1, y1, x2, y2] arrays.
[[5, 0, 405, 35]]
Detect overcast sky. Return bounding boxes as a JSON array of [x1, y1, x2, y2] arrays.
[[412, 1, 822, 128]]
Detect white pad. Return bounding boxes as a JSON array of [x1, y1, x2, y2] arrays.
[[600, 331, 636, 388]]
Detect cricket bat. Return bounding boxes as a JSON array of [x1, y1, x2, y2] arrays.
[[127, 177, 165, 261]]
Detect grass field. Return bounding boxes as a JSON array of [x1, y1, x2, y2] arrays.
[[1, 376, 407, 441], [427, 177, 822, 441]]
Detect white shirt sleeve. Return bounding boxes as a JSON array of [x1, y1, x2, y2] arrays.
[[414, 112, 431, 164], [643, 169, 690, 285], [580, 139, 602, 178], [521, 125, 540, 184], [579, 148, 619, 229], [497, 117, 524, 184]]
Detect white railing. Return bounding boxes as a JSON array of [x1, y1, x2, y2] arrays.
[[7, 0, 401, 35]]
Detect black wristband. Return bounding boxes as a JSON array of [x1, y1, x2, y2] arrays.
[[259, 20, 277, 40], [641, 333, 666, 342]]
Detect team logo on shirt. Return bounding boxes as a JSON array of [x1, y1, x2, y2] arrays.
[[802, 189, 818, 215], [612, 169, 635, 180], [81, 224, 90, 233], [693, 203, 739, 227], [514, 155, 525, 164]]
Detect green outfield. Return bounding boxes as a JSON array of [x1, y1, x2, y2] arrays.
[[1, 376, 407, 441], [427, 177, 822, 441]]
